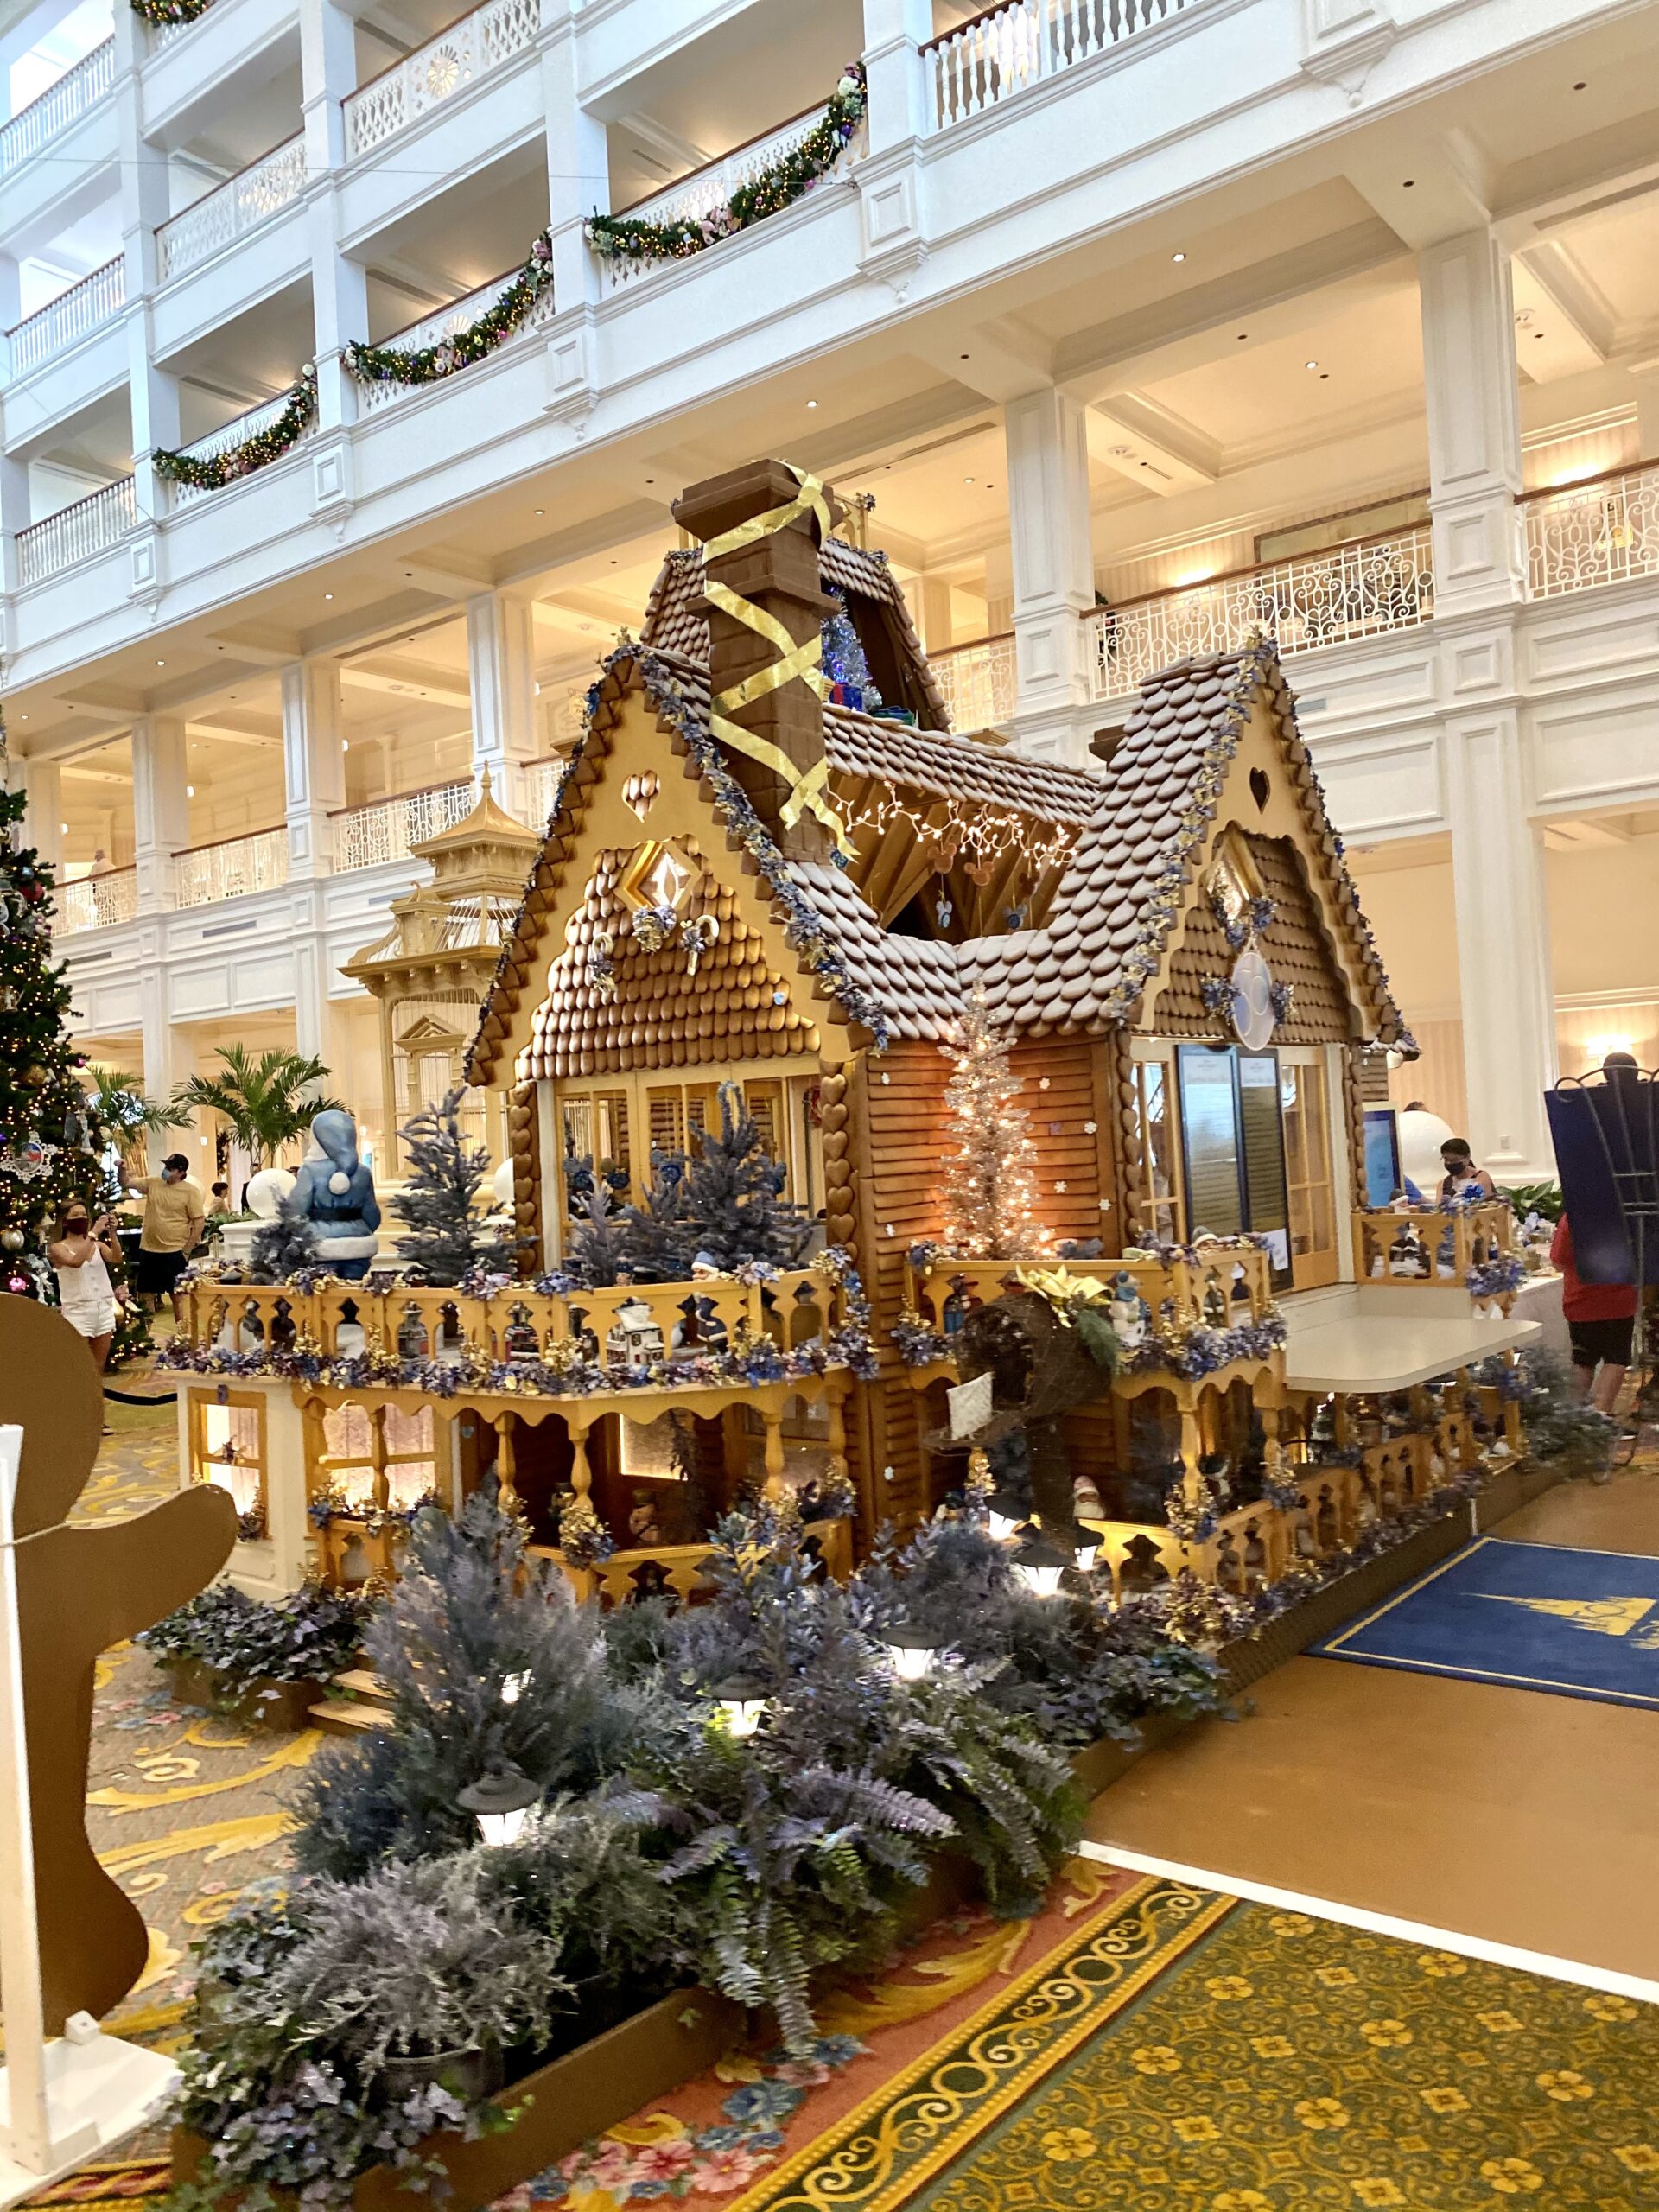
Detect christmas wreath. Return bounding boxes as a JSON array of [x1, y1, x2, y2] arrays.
[[343, 230, 555, 389], [153, 365, 317, 491], [585, 65, 866, 268]]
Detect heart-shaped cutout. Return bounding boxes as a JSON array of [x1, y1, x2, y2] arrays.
[[1249, 766, 1270, 812], [623, 772, 659, 822]]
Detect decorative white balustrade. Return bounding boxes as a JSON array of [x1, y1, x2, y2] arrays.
[[343, 0, 540, 159], [1088, 527, 1436, 699], [168, 391, 314, 506], [16, 475, 137, 586], [1523, 464, 1659, 600], [355, 271, 559, 412], [149, 8, 213, 48], [600, 110, 867, 289], [7, 256, 124, 376], [930, 633, 1017, 731], [175, 827, 289, 908], [332, 781, 474, 872], [0, 35, 114, 173], [925, 0, 1188, 128], [57, 867, 137, 935], [157, 135, 308, 281], [524, 756, 570, 826]]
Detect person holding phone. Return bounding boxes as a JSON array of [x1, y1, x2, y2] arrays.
[[48, 1202, 124, 1376]]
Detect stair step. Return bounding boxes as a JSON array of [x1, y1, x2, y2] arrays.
[[331, 1668, 394, 1705], [309, 1696, 396, 1736]]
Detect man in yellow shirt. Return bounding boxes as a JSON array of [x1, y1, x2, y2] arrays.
[[127, 1154, 205, 1325]]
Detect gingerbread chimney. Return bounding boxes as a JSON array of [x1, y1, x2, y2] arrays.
[[673, 457, 845, 862]]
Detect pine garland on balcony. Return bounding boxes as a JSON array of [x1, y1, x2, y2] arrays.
[[343, 231, 556, 390], [130, 0, 215, 25], [152, 365, 318, 491], [584, 65, 867, 268]]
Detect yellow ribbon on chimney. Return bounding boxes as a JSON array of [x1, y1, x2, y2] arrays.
[[699, 463, 852, 854]]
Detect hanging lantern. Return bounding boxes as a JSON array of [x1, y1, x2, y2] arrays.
[[880, 1624, 945, 1682], [709, 1673, 770, 1739], [456, 1764, 540, 1847], [1011, 1530, 1071, 1599]]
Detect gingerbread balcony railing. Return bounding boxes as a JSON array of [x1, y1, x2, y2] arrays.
[[899, 1241, 1277, 1374], [1351, 1201, 1520, 1309]]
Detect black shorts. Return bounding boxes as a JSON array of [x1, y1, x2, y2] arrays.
[[136, 1247, 188, 1295], [1568, 1315, 1634, 1370]]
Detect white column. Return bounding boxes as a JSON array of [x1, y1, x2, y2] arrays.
[[467, 592, 538, 819], [20, 758, 61, 880], [1630, 355, 1659, 463], [113, 5, 178, 529], [862, 0, 932, 149], [300, 0, 365, 437], [542, 9, 606, 346], [1002, 387, 1095, 765], [130, 715, 188, 915], [282, 660, 346, 880], [1444, 711, 1557, 1179], [1419, 231, 1526, 615], [137, 963, 183, 1169]]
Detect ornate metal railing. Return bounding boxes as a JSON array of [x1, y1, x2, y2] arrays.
[[924, 0, 1188, 129], [1087, 525, 1436, 699], [0, 35, 114, 173], [331, 780, 474, 871], [57, 865, 137, 934], [16, 474, 137, 585], [343, 0, 540, 159], [168, 391, 314, 506], [355, 270, 559, 412], [1522, 462, 1659, 599], [157, 133, 308, 281], [7, 256, 124, 375], [930, 632, 1017, 731], [175, 826, 289, 908], [523, 755, 569, 825], [600, 107, 867, 289]]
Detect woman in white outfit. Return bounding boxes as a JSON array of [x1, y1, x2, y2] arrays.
[[48, 1203, 124, 1375]]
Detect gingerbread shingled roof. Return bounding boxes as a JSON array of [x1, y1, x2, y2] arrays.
[[471, 633, 1408, 1083], [641, 540, 954, 733], [963, 641, 1408, 1040]]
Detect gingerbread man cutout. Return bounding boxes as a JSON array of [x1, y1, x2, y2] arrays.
[[0, 1299, 235, 2033]]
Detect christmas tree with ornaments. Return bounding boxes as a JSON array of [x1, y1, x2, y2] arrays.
[[0, 752, 107, 1297]]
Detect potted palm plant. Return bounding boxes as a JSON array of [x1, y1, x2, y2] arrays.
[[172, 1046, 345, 1178]]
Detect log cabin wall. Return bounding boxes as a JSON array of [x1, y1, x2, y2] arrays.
[[849, 1039, 950, 1531], [1007, 1035, 1113, 1247]]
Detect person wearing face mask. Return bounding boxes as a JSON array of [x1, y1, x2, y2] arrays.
[[1439, 1138, 1497, 1202], [48, 1201, 124, 1377], [126, 1151, 205, 1326]]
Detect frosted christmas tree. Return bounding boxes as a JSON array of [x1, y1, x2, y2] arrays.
[[937, 984, 1049, 1261]]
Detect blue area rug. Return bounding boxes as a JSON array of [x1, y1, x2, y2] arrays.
[[1317, 1536, 1659, 1708]]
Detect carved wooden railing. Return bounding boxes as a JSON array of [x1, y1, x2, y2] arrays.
[[904, 1243, 1276, 1350], [1351, 1202, 1516, 1305]]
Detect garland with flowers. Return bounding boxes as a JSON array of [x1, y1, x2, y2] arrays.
[[343, 230, 555, 391], [130, 0, 214, 23], [152, 365, 317, 491], [585, 67, 867, 270]]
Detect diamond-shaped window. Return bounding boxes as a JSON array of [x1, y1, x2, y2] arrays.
[[619, 840, 696, 916]]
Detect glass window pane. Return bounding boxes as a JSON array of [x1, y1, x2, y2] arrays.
[[1178, 1048, 1243, 1237], [1239, 1053, 1290, 1274]]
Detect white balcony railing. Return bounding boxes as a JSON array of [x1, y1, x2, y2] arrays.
[[0, 35, 114, 174], [930, 632, 1017, 731], [1523, 462, 1659, 600], [600, 108, 868, 289], [157, 134, 308, 282], [7, 257, 125, 376], [332, 780, 474, 872], [16, 475, 137, 586], [168, 390, 315, 507], [343, 0, 540, 159], [175, 827, 289, 908], [524, 755, 569, 825], [1088, 526, 1436, 699], [925, 0, 1188, 129], [355, 272, 558, 413], [58, 866, 137, 935]]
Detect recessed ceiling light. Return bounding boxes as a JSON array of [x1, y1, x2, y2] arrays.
[[805, 399, 817, 409], [60, 821, 67, 834], [186, 783, 194, 797], [18, 714, 26, 721], [324, 591, 334, 601], [342, 739, 350, 751], [533, 507, 544, 516], [963, 475, 976, 485], [1172, 251, 1185, 263], [1305, 359, 1319, 371], [156, 658, 166, 666]]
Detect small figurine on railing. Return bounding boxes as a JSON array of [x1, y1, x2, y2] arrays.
[[290, 1109, 380, 1282]]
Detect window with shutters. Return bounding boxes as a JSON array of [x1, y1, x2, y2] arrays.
[[1170, 1043, 1294, 1284]]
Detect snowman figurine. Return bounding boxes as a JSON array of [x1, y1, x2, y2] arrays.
[[1107, 1270, 1149, 1352]]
